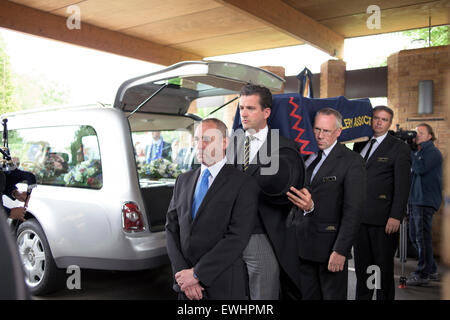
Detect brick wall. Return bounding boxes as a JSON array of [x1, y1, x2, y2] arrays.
[[320, 59, 346, 98], [388, 45, 449, 258], [442, 65, 450, 300]]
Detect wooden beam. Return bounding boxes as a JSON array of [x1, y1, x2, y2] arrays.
[[0, 0, 202, 66], [217, 0, 344, 58]]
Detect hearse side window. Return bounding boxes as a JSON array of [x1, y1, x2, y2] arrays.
[[7, 125, 103, 189], [132, 129, 198, 186]]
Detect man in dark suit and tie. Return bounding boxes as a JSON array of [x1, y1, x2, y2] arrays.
[[287, 107, 366, 300], [353, 105, 411, 300], [228, 84, 304, 299], [165, 118, 259, 300]]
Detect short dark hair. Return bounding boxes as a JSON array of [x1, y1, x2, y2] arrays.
[[239, 84, 272, 110], [316, 107, 343, 129], [417, 123, 436, 141], [373, 105, 394, 122]]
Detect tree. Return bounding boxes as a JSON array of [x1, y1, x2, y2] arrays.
[[13, 72, 70, 109], [403, 25, 449, 47], [0, 33, 70, 114], [0, 35, 18, 114]]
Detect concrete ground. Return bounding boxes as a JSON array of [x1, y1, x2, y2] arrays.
[[35, 256, 442, 300], [347, 256, 442, 300]]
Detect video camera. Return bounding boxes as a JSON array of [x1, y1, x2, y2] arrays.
[[389, 124, 417, 151]]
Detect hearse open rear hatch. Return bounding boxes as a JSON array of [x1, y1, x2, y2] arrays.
[[113, 61, 285, 126]]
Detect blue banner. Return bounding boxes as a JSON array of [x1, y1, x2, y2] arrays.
[[233, 94, 374, 155]]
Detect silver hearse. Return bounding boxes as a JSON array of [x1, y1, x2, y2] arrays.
[[2, 61, 284, 295]]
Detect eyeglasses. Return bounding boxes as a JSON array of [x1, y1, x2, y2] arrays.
[[313, 127, 336, 137]]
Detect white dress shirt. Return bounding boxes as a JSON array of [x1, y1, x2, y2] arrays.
[[196, 157, 227, 188], [245, 125, 268, 164], [360, 132, 388, 160], [305, 140, 338, 182]]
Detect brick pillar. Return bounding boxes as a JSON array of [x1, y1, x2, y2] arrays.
[[387, 46, 449, 263], [442, 68, 450, 300], [320, 59, 346, 98]]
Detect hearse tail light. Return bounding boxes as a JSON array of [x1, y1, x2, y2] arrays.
[[122, 202, 145, 232]]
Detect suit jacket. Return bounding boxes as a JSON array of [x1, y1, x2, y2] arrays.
[[296, 142, 366, 263], [165, 164, 259, 300], [227, 129, 305, 293], [354, 134, 411, 226]]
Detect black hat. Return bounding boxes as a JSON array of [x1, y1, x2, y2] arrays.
[[256, 146, 306, 205]]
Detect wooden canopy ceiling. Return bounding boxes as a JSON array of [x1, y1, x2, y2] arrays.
[[1, 0, 448, 65]]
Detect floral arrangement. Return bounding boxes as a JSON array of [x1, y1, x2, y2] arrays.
[[63, 160, 102, 188], [138, 158, 181, 180]]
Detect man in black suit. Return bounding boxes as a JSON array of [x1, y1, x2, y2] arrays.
[[227, 84, 304, 299], [166, 118, 259, 300], [353, 106, 411, 300], [288, 107, 366, 300]]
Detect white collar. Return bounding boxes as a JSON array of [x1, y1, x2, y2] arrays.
[[245, 125, 268, 142], [201, 157, 227, 179], [372, 131, 388, 144], [322, 140, 338, 157]]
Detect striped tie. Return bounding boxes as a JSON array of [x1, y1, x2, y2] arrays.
[[243, 135, 253, 171]]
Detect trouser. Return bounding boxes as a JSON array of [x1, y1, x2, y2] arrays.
[[298, 257, 348, 300], [409, 205, 437, 278], [354, 224, 398, 300], [243, 233, 280, 300]]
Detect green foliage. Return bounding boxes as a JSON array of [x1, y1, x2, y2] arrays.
[[0, 36, 18, 114], [0, 33, 70, 115], [403, 25, 449, 47]]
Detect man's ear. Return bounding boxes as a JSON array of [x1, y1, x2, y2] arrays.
[[224, 137, 229, 149], [264, 107, 271, 120], [336, 128, 342, 138]]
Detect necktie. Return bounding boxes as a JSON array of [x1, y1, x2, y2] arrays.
[[192, 169, 211, 219], [306, 150, 323, 183], [363, 139, 377, 162], [243, 135, 253, 171]]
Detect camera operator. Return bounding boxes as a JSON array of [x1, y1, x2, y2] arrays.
[[406, 123, 443, 286]]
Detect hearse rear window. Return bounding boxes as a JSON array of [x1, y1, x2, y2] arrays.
[[7, 125, 102, 189]]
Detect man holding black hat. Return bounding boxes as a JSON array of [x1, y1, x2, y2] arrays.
[[288, 107, 366, 300], [227, 84, 305, 300]]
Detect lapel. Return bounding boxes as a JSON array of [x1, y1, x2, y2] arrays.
[[311, 143, 343, 186], [191, 164, 229, 227], [366, 134, 392, 168], [186, 168, 201, 224], [236, 133, 246, 172]]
